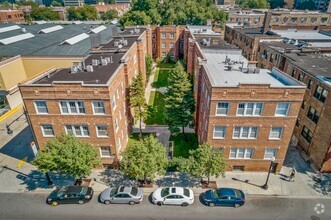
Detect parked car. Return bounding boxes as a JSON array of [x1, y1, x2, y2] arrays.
[[46, 186, 93, 206], [152, 187, 194, 207], [202, 188, 245, 208], [99, 186, 144, 205]]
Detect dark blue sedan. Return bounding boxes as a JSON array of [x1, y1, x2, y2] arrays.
[[202, 188, 245, 208]]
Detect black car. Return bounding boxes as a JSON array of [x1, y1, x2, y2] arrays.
[[202, 188, 245, 208], [47, 186, 93, 206]]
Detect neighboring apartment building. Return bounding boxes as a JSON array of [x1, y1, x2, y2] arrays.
[[227, 10, 266, 26], [151, 25, 186, 60], [184, 26, 306, 172], [0, 10, 24, 23], [19, 27, 151, 168], [63, 0, 83, 6]]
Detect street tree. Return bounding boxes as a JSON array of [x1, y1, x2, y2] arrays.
[[66, 5, 98, 21], [129, 72, 148, 138], [145, 54, 153, 82], [164, 62, 195, 142], [51, 1, 62, 7], [120, 135, 167, 184], [238, 0, 270, 9], [179, 143, 227, 185], [101, 9, 118, 20], [30, 7, 60, 21], [33, 133, 100, 181]]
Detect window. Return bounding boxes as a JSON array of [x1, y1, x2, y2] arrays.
[[118, 139, 122, 150], [170, 42, 174, 48], [216, 103, 229, 116], [296, 118, 300, 127], [133, 54, 137, 64], [112, 95, 116, 110], [41, 125, 54, 137], [180, 43, 184, 50], [307, 80, 313, 90], [60, 101, 85, 114], [99, 146, 111, 157], [301, 101, 306, 109], [115, 119, 119, 131], [298, 73, 304, 82], [269, 127, 283, 140], [229, 148, 253, 159], [121, 82, 125, 94], [96, 125, 108, 137], [291, 69, 295, 77], [116, 89, 119, 99], [213, 126, 226, 139], [92, 101, 105, 114], [152, 34, 156, 40], [34, 101, 48, 114], [181, 34, 184, 40], [161, 42, 166, 48], [275, 103, 290, 116], [162, 52, 166, 57], [161, 33, 166, 39], [237, 103, 263, 116], [307, 106, 320, 124], [301, 126, 313, 143], [264, 149, 277, 160], [169, 52, 174, 58], [65, 125, 89, 137], [313, 86, 328, 103], [170, 33, 174, 39], [233, 127, 258, 139]]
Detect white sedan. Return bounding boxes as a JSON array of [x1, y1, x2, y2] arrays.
[[152, 187, 194, 207]]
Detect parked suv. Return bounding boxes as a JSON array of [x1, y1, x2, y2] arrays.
[[47, 186, 93, 206]]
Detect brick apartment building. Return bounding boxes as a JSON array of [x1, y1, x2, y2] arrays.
[[19, 28, 151, 168], [183, 26, 306, 172], [0, 10, 24, 23]]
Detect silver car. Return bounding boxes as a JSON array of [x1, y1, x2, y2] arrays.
[[100, 186, 144, 205]]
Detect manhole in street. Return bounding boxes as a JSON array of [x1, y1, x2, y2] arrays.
[[311, 216, 320, 220]]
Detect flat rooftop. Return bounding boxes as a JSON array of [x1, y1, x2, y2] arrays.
[[271, 29, 331, 42], [202, 49, 303, 88], [187, 25, 220, 36], [194, 35, 238, 50], [229, 26, 281, 39], [260, 41, 302, 52]]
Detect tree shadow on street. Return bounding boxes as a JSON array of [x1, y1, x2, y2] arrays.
[[97, 169, 136, 187], [155, 172, 200, 188]]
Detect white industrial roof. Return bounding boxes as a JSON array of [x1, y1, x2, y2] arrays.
[[272, 29, 331, 41], [61, 33, 89, 45], [73, 21, 82, 25], [0, 25, 21, 34], [35, 21, 47, 25], [38, 25, 63, 34], [0, 33, 35, 45], [89, 25, 107, 34], [202, 49, 303, 87]]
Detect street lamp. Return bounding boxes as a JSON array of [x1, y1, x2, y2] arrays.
[[261, 156, 275, 190]]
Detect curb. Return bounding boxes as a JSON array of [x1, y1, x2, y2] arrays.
[[0, 106, 22, 124]]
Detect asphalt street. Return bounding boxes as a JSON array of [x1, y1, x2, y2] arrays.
[[0, 192, 330, 220]]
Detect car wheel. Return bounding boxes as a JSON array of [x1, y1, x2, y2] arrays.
[[234, 203, 241, 208], [209, 203, 215, 207], [129, 201, 135, 205], [157, 201, 163, 206], [182, 202, 189, 207], [104, 200, 111, 205], [78, 200, 84, 205], [51, 201, 58, 206]]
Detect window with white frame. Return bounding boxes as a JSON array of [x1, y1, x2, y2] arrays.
[[133, 54, 137, 64], [112, 95, 116, 110], [116, 89, 119, 99], [99, 146, 111, 157], [162, 52, 166, 57], [264, 148, 277, 159], [181, 34, 184, 40], [34, 101, 48, 114], [60, 101, 85, 114], [118, 139, 122, 151], [237, 103, 263, 116], [121, 82, 124, 94], [170, 42, 174, 48], [170, 33, 175, 39], [169, 52, 174, 58], [229, 148, 254, 159], [96, 125, 108, 137], [161, 33, 166, 39], [216, 103, 229, 116], [213, 126, 226, 139], [115, 119, 119, 131], [152, 34, 156, 40], [65, 125, 89, 137], [162, 42, 166, 48], [92, 101, 105, 114], [275, 102, 290, 116], [269, 127, 283, 139], [233, 126, 258, 139], [41, 125, 54, 137]]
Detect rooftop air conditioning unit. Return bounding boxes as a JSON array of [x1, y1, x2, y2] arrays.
[[101, 58, 108, 66], [86, 65, 94, 72], [71, 66, 78, 73], [123, 40, 128, 46], [92, 59, 99, 66], [114, 41, 119, 46]]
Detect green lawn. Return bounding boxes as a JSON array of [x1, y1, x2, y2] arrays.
[[157, 63, 177, 68], [170, 133, 199, 158], [128, 133, 154, 146], [145, 91, 166, 125], [152, 69, 172, 88]]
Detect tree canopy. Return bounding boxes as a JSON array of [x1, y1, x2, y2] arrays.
[[67, 5, 99, 21], [268, 0, 285, 9], [297, 0, 315, 10], [238, 0, 270, 9], [145, 54, 153, 82], [51, 1, 62, 7], [30, 7, 60, 21], [120, 135, 168, 183], [101, 9, 118, 20], [120, 0, 228, 26], [33, 133, 100, 179]]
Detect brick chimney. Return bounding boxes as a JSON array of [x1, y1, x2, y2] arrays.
[[262, 11, 272, 34]]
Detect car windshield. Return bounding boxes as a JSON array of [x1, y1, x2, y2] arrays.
[[110, 187, 118, 197], [183, 188, 190, 197], [161, 188, 170, 197], [80, 187, 88, 195], [211, 189, 221, 198], [131, 187, 138, 196]]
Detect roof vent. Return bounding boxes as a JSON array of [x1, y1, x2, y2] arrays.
[[92, 59, 99, 66], [21, 28, 27, 33], [101, 57, 108, 66], [86, 65, 94, 72]]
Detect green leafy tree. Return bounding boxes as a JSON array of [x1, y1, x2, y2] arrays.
[[51, 1, 62, 7], [30, 7, 60, 21], [101, 9, 118, 20], [120, 135, 168, 184], [0, 1, 11, 7], [66, 5, 98, 21], [179, 143, 226, 185], [297, 0, 315, 10], [33, 133, 101, 180], [120, 10, 151, 26], [268, 0, 285, 9], [239, 0, 270, 8], [164, 62, 195, 142], [129, 72, 148, 138], [145, 54, 153, 82]]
